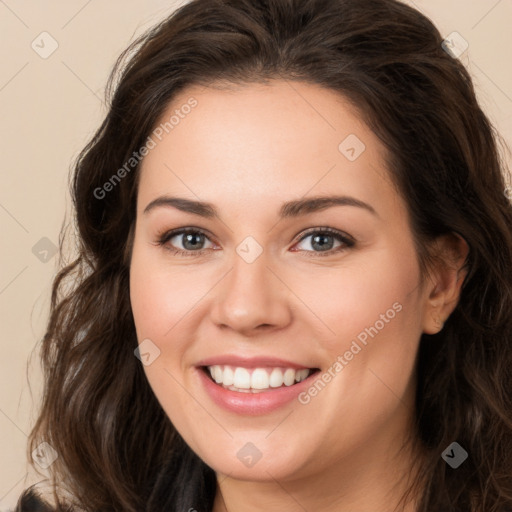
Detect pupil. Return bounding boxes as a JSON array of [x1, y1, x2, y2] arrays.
[[312, 234, 333, 251], [184, 233, 203, 250]]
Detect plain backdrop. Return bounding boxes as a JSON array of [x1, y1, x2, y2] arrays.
[[1, 0, 511, 509]]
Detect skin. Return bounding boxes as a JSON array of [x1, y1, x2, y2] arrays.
[[129, 80, 468, 512]]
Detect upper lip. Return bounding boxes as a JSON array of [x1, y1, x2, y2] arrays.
[[196, 355, 316, 370]]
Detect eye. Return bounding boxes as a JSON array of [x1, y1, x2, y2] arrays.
[[155, 226, 355, 257], [156, 228, 215, 256], [292, 227, 355, 256]]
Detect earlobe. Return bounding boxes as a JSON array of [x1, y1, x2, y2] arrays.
[[421, 233, 469, 335], [423, 291, 446, 335], [432, 312, 445, 332]]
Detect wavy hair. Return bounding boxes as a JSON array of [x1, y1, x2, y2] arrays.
[[16, 0, 512, 510]]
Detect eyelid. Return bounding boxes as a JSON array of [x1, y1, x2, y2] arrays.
[[294, 226, 354, 244], [155, 227, 217, 255], [291, 226, 355, 257]]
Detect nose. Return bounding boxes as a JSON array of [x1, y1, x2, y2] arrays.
[[208, 250, 293, 336]]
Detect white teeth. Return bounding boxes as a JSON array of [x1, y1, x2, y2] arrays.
[[283, 368, 295, 386], [213, 365, 223, 384], [295, 369, 309, 382], [233, 367, 251, 389], [251, 368, 269, 389], [223, 365, 234, 386], [269, 368, 284, 388], [206, 365, 312, 391]]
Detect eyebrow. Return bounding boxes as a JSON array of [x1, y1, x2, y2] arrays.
[[143, 195, 378, 218]]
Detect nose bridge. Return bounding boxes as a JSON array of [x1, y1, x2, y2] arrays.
[[209, 243, 291, 333]]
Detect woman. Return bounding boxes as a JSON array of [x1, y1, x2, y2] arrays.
[[15, 0, 512, 510]]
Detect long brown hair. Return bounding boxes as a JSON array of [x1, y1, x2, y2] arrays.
[[16, 0, 512, 510]]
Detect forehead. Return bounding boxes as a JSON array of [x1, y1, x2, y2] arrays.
[[137, 80, 399, 218]]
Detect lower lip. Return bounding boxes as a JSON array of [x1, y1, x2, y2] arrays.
[[196, 367, 318, 415]]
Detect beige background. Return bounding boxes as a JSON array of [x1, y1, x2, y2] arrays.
[[0, 0, 511, 509]]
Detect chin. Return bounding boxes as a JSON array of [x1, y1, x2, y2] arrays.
[[196, 439, 312, 482]]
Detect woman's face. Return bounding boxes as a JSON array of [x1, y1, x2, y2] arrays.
[[129, 81, 436, 483]]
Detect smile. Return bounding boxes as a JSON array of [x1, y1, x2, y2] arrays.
[[197, 361, 321, 415], [205, 365, 315, 393]]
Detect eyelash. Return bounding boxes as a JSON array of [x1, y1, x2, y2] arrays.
[[155, 227, 355, 258]]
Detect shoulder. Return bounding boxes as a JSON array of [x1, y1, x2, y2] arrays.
[[13, 481, 78, 512], [13, 487, 53, 512]]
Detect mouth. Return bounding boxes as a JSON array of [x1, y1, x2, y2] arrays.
[[201, 365, 321, 394]]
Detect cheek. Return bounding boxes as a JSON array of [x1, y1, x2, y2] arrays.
[[129, 245, 205, 432], [290, 254, 423, 460], [129, 244, 206, 347], [321, 247, 424, 414], [301, 246, 423, 355]]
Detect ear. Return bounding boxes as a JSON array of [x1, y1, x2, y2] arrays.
[[422, 232, 469, 335]]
